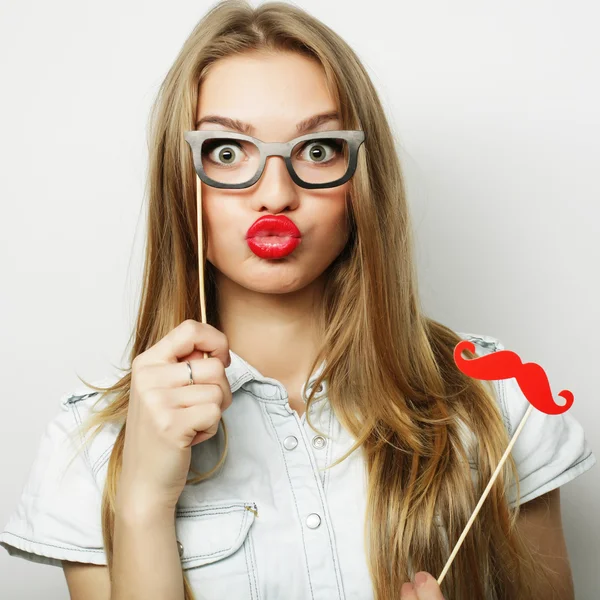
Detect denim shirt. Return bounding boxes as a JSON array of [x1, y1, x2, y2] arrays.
[[1, 332, 596, 599]]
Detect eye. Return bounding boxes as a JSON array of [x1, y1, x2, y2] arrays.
[[297, 139, 343, 165], [202, 139, 245, 167]]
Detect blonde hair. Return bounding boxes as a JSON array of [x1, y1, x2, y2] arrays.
[[74, 1, 556, 598]]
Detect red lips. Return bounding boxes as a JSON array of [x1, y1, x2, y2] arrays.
[[245, 215, 302, 259], [246, 215, 302, 238]]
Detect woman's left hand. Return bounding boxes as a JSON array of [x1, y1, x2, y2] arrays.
[[400, 572, 446, 599]]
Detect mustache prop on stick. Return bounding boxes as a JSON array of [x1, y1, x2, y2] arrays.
[[437, 340, 575, 585]]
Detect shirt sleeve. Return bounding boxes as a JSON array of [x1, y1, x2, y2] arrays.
[[499, 371, 597, 508], [0, 391, 108, 567]]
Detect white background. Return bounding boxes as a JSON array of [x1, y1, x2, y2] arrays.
[[0, 0, 598, 597]]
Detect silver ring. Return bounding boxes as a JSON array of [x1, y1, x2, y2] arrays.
[[185, 361, 194, 386]]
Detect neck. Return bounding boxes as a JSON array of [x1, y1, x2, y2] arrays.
[[215, 270, 325, 393]]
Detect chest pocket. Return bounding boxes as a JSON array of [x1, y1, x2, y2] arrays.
[[175, 499, 261, 600]]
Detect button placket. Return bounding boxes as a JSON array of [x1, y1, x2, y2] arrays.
[[266, 400, 344, 599], [301, 393, 332, 489]]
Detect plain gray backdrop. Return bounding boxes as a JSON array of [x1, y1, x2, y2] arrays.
[[1, 0, 598, 598]]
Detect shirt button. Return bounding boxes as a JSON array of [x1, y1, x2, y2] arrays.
[[312, 435, 326, 449], [306, 513, 321, 529], [177, 540, 184, 557], [283, 435, 298, 450], [304, 382, 324, 398], [263, 385, 278, 397]]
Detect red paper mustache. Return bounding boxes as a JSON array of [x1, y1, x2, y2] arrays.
[[453, 340, 574, 415]]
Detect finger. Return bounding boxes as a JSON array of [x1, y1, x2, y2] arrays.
[[184, 347, 231, 366], [173, 380, 233, 413], [175, 401, 223, 444], [400, 582, 419, 600], [149, 382, 232, 415], [177, 360, 233, 411], [414, 572, 445, 599], [140, 320, 230, 367], [136, 357, 231, 403], [168, 383, 226, 410]]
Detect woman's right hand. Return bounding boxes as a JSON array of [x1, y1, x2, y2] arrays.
[[116, 319, 233, 515]]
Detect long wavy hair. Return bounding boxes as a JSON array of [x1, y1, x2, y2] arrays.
[[73, 1, 556, 598]]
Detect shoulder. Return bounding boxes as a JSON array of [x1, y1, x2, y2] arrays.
[[59, 375, 121, 412], [58, 376, 124, 486], [455, 331, 505, 353], [0, 375, 123, 567], [454, 330, 511, 427]]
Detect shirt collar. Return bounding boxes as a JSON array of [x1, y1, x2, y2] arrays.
[[225, 349, 328, 400]]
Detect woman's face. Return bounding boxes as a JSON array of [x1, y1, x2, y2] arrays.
[[195, 51, 351, 295]]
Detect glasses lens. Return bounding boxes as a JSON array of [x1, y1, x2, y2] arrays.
[[201, 137, 261, 185], [291, 137, 350, 185], [200, 135, 351, 186]]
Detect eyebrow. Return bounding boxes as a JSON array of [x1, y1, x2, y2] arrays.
[[194, 111, 340, 136]]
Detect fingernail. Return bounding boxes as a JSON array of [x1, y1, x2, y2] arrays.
[[415, 572, 429, 588]]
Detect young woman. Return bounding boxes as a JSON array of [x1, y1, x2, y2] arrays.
[[1, 1, 595, 599]]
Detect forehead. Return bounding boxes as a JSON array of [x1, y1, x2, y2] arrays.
[[196, 51, 339, 141]]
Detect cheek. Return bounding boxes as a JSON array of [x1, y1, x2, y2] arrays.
[[201, 196, 237, 264], [324, 210, 350, 248], [326, 190, 351, 241], [310, 196, 351, 255]]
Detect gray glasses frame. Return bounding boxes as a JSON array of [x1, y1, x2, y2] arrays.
[[183, 129, 365, 190]]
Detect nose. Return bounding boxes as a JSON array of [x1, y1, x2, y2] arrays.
[[250, 155, 299, 213]]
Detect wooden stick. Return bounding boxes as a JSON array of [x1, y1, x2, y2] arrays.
[[196, 173, 209, 358], [437, 403, 535, 586]]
